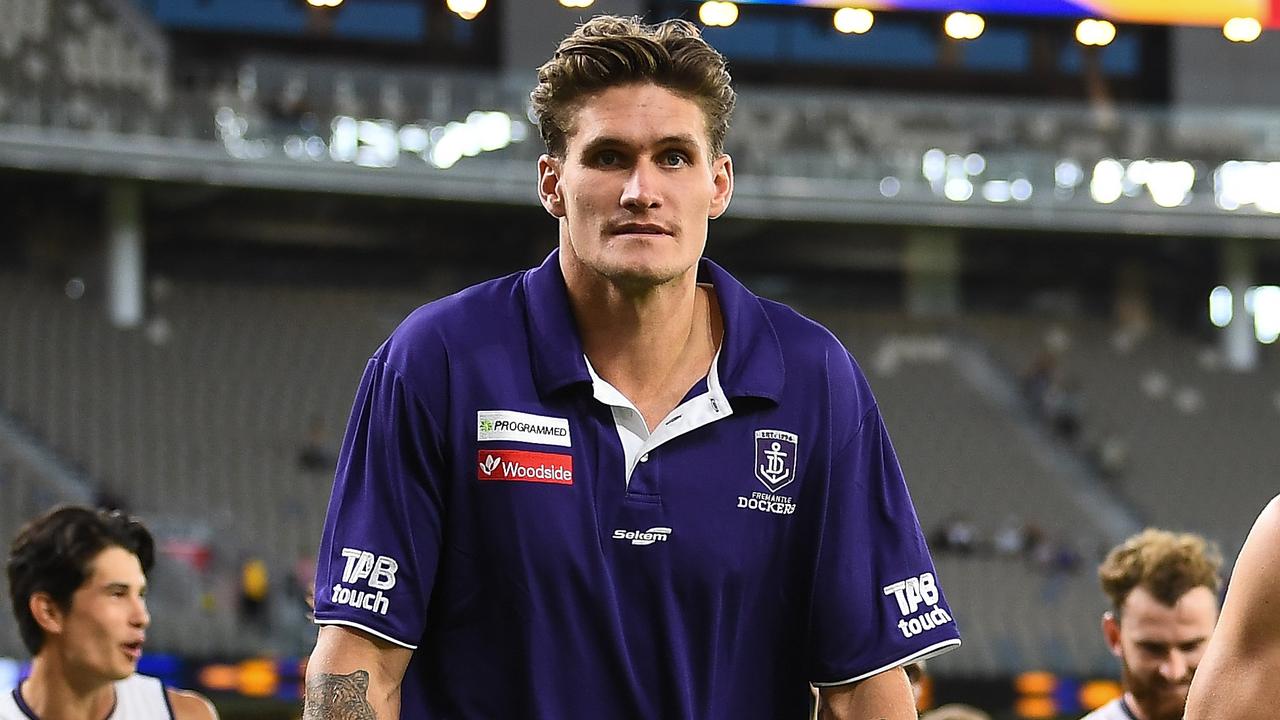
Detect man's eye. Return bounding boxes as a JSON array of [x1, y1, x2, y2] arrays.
[[596, 151, 620, 166], [663, 152, 688, 167]]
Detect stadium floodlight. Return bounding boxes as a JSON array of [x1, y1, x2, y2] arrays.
[[833, 8, 874, 35], [1223, 17, 1262, 42], [943, 12, 984, 40], [446, 0, 487, 21], [1210, 286, 1233, 328], [306, 0, 343, 6], [559, 0, 594, 6], [699, 1, 739, 28], [1075, 19, 1116, 47]]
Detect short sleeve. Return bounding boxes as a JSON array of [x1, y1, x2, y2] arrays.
[[808, 406, 961, 685], [312, 356, 444, 649]]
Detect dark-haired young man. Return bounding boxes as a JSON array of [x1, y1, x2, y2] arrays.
[[4, 506, 217, 720], [1082, 529, 1221, 720], [306, 15, 959, 719]]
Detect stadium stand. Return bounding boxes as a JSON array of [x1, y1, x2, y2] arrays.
[[967, 313, 1280, 559], [0, 271, 431, 655]]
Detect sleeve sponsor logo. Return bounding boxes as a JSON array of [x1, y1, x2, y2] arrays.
[[477, 410, 571, 447], [329, 547, 399, 616], [612, 527, 672, 546], [882, 572, 953, 638], [477, 450, 573, 485]]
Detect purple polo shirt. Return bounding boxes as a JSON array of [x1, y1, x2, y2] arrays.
[[314, 251, 960, 719]]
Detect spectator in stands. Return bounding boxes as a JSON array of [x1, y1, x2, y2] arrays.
[[1089, 433, 1128, 481], [304, 14, 958, 720], [932, 514, 979, 555], [1022, 348, 1058, 408], [1081, 529, 1221, 720], [4, 505, 218, 719], [1184, 495, 1280, 718], [992, 516, 1026, 557], [237, 556, 270, 630], [296, 414, 335, 474], [1042, 375, 1083, 442]]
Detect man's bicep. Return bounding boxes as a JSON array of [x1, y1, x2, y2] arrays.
[[304, 625, 415, 720], [1185, 496, 1280, 719], [817, 667, 916, 720]]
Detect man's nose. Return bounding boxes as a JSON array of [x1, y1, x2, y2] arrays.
[[1160, 651, 1189, 682], [620, 162, 661, 210], [133, 597, 151, 629]]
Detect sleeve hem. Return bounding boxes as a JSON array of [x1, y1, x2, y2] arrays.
[[313, 617, 419, 650], [810, 638, 962, 687]]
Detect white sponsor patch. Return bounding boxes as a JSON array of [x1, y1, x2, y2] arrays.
[[477, 410, 572, 447]]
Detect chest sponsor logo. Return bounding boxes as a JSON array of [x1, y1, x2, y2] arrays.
[[612, 527, 672, 546], [329, 547, 398, 616], [477, 410, 571, 447], [477, 449, 573, 485], [754, 429, 798, 493], [883, 572, 953, 638]]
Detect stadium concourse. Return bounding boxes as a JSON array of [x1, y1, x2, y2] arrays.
[[4, 0, 1280, 718]]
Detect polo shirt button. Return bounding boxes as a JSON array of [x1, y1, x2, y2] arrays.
[[640, 453, 649, 463]]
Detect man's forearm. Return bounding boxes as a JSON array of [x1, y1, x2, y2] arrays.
[[304, 669, 379, 720], [304, 626, 412, 720], [818, 667, 918, 720]]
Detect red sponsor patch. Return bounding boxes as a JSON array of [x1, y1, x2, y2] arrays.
[[476, 450, 574, 485]]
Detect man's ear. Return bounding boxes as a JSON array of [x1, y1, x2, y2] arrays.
[[538, 154, 566, 218], [708, 153, 734, 220], [29, 592, 65, 636], [1102, 611, 1123, 658]]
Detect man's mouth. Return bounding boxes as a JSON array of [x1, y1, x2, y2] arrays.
[[121, 641, 144, 661], [610, 223, 672, 236]]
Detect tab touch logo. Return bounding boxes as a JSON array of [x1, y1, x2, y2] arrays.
[[882, 572, 953, 638]]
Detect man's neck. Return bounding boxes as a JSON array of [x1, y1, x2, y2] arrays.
[[563, 262, 720, 431], [20, 655, 117, 720]]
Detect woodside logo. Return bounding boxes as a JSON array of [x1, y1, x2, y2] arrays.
[[476, 450, 573, 485]]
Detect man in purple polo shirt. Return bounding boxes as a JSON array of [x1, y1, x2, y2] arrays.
[[305, 15, 959, 719]]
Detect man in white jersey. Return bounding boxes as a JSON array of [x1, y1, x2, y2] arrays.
[[1184, 495, 1280, 718], [4, 506, 217, 720], [1081, 529, 1221, 720]]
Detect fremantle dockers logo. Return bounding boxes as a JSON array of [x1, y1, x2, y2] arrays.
[[754, 429, 798, 493]]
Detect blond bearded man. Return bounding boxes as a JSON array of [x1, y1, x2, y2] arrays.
[[1082, 529, 1221, 720]]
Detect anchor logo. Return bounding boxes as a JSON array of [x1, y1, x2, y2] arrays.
[[754, 430, 799, 493]]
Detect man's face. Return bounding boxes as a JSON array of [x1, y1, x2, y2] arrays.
[[1103, 585, 1218, 720], [48, 546, 150, 682], [538, 82, 733, 291]]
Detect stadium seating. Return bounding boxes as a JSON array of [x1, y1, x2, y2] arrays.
[[967, 313, 1280, 558]]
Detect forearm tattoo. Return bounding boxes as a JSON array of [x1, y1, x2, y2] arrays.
[[304, 670, 376, 720]]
